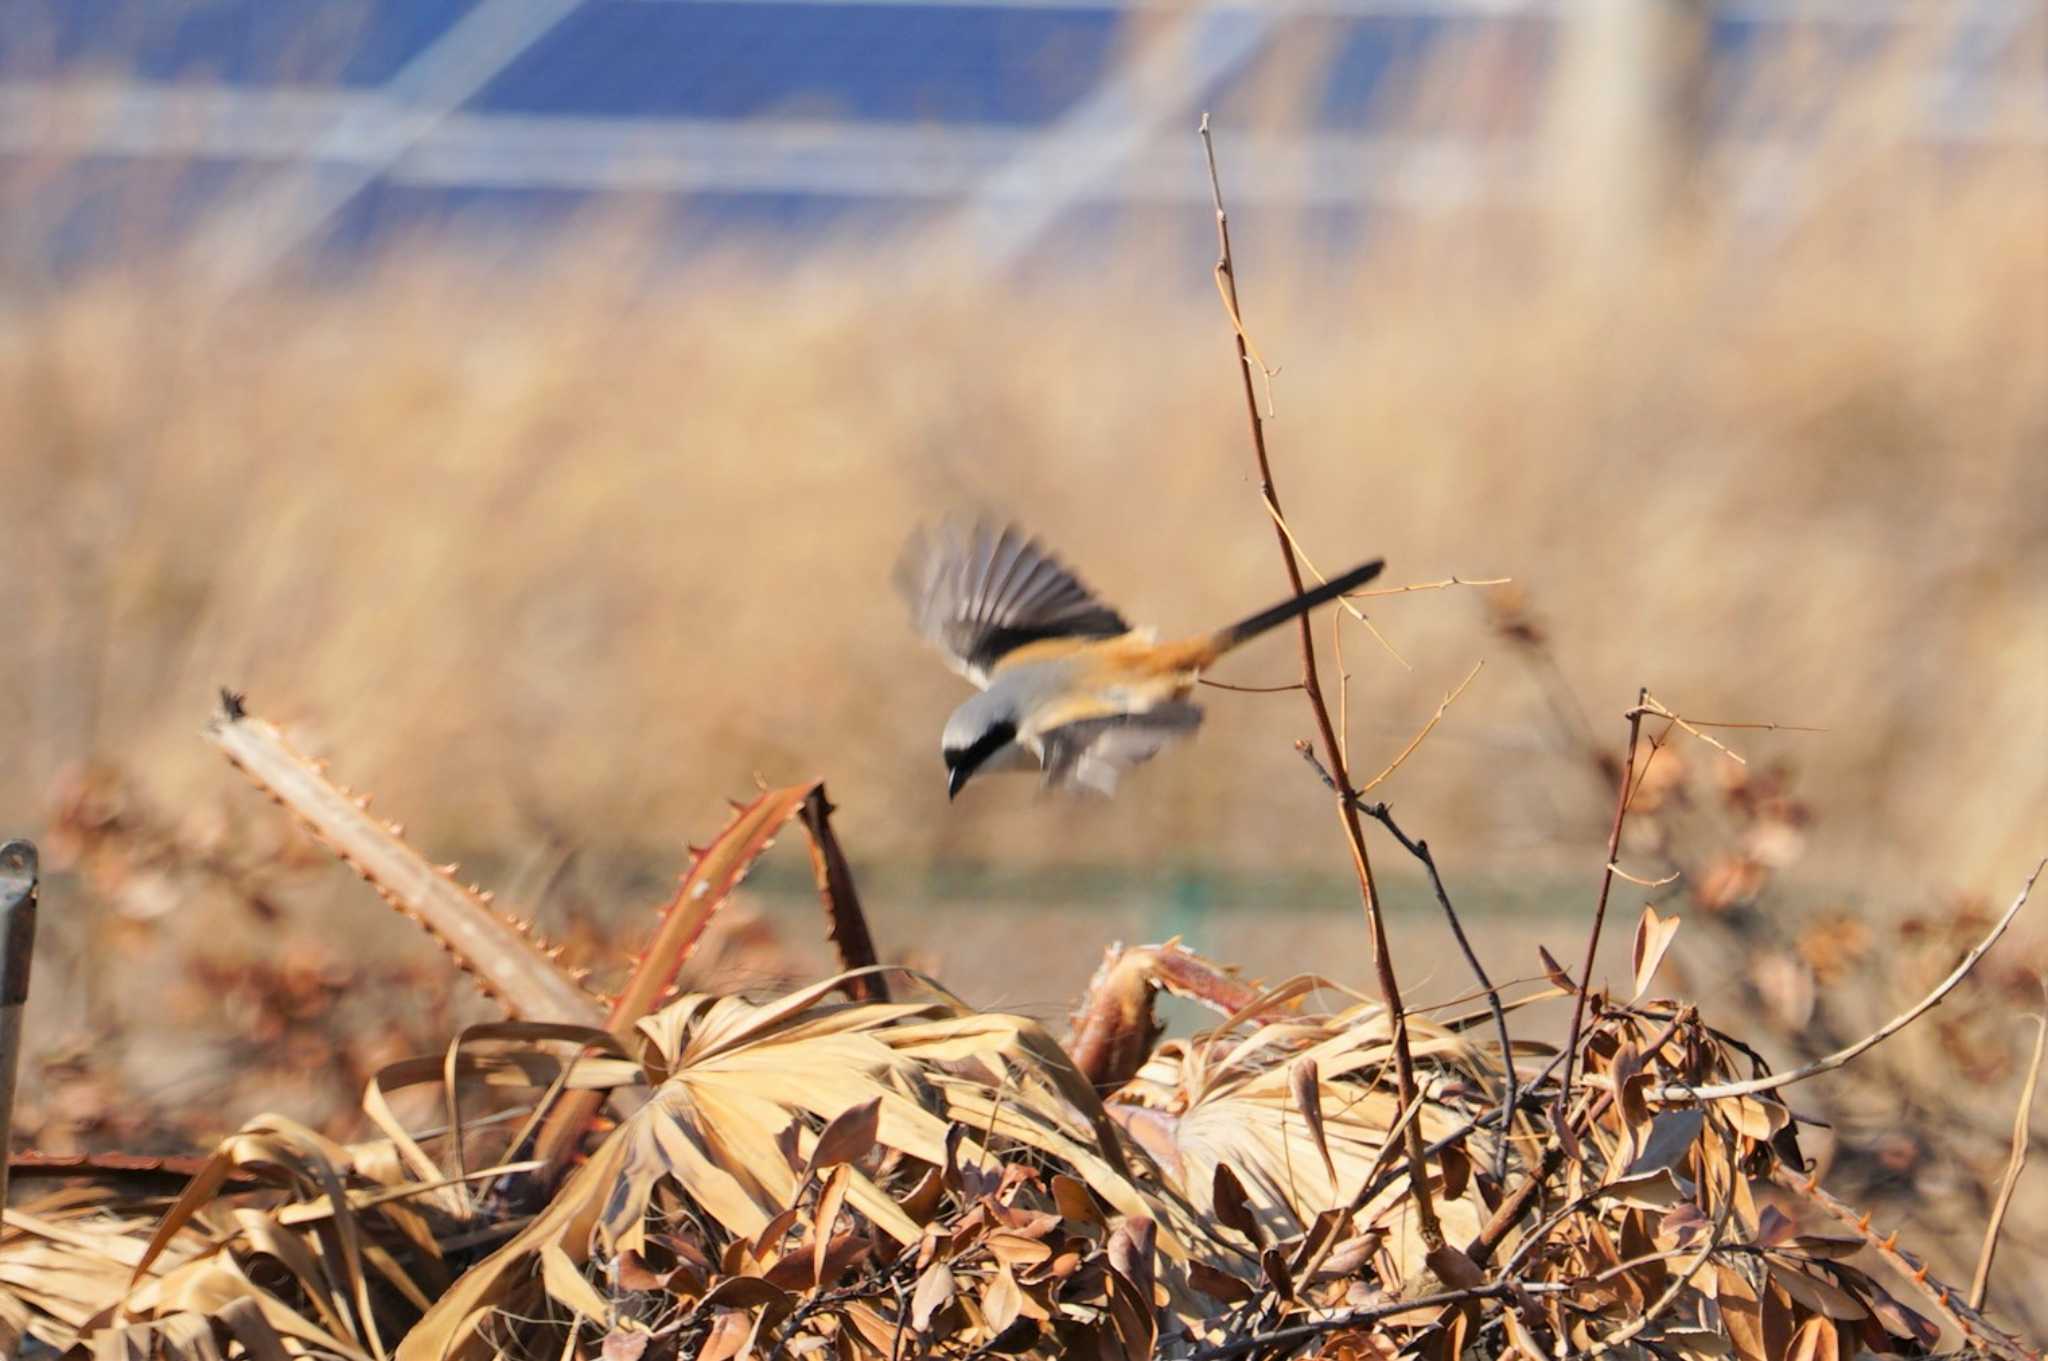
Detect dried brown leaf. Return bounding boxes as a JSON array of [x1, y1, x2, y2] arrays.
[[1768, 1263, 1869, 1321], [1631, 905, 1682, 1002], [983, 1261, 1024, 1333], [804, 1097, 882, 1182], [1211, 1163, 1261, 1246], [695, 1311, 751, 1361], [899, 1165, 945, 1224], [1189, 1261, 1256, 1304], [1107, 1216, 1156, 1307], [1291, 1056, 1340, 1192], [986, 1231, 1053, 1268], [602, 1329, 651, 1361], [1539, 946, 1578, 994], [1261, 1245, 1296, 1300], [911, 1260, 956, 1333], [1786, 1315, 1839, 1361], [1051, 1174, 1103, 1230], [543, 1241, 614, 1321], [812, 1163, 852, 1287]]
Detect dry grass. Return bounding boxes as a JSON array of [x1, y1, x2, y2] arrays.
[[3, 137, 2043, 891]]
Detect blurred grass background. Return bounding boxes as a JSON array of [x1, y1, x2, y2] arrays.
[[0, 4, 2043, 1085]]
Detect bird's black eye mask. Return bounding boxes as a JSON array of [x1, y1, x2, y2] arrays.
[[945, 720, 1017, 797]]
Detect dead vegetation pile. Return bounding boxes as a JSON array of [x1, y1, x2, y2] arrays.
[[1, 698, 2040, 1360]]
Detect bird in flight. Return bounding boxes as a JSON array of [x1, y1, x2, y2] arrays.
[[896, 521, 1384, 797]]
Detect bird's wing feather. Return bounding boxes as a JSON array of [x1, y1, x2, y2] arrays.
[[894, 521, 1130, 686], [1037, 702, 1204, 795]]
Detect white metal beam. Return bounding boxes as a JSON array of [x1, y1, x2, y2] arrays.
[[180, 0, 586, 289]]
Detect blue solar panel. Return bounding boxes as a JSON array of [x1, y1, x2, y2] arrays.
[[2, 0, 478, 86], [470, 2, 1123, 125], [1302, 14, 1450, 131]]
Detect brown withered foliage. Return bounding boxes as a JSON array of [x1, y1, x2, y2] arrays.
[[0, 697, 2038, 1360]]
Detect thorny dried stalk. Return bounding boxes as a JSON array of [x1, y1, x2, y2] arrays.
[[209, 694, 606, 1026]]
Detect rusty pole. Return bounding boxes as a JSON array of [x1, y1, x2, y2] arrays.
[[0, 840, 40, 1217]]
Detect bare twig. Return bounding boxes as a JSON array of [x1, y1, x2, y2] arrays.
[[1208, 254, 1279, 419], [1577, 1120, 1741, 1357], [1605, 862, 1681, 889], [1201, 111, 1442, 1259], [1637, 693, 1753, 766], [1297, 740, 1519, 1183], [1334, 600, 1352, 770], [1469, 1006, 1695, 1268], [1970, 1000, 2045, 1311], [1260, 495, 1411, 671], [1358, 794, 1518, 1184], [1354, 575, 1513, 599], [1652, 857, 2044, 1102], [1184, 1282, 1557, 1361], [1629, 696, 1828, 734], [1553, 688, 1650, 1130], [1197, 677, 1305, 695], [1357, 660, 1485, 796]]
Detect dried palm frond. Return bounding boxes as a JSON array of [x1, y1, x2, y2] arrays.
[[398, 970, 1216, 1360]]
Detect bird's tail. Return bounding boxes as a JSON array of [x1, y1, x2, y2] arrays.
[[1163, 557, 1386, 670]]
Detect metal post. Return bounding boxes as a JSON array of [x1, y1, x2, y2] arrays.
[[0, 840, 39, 1218]]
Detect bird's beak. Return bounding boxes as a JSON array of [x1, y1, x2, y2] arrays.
[[947, 765, 968, 801]]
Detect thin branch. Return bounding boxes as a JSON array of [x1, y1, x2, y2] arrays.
[[1295, 740, 1532, 1192], [1345, 1086, 1430, 1217], [1359, 793, 1518, 1185], [1201, 110, 1441, 1259], [1970, 1000, 2044, 1311], [1578, 1121, 1741, 1357], [1638, 694, 1750, 766], [1197, 677, 1305, 695], [1334, 602, 1352, 771], [1581, 1241, 1769, 1287], [1357, 660, 1485, 796], [1260, 494, 1412, 671], [1652, 857, 2044, 1102], [1353, 575, 1513, 599], [1208, 257, 1279, 420], [1183, 1283, 1555, 1361], [1469, 1006, 1696, 1269], [1606, 863, 1682, 889], [1626, 692, 1826, 767], [1553, 688, 1650, 1132], [1350, 1044, 1577, 1221], [1628, 698, 1829, 732]]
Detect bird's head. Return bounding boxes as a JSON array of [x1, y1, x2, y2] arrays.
[[941, 695, 1021, 800]]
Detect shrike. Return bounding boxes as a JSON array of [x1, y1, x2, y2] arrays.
[[896, 521, 1384, 797]]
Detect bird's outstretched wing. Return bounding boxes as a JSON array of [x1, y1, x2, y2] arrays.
[[894, 521, 1130, 687], [1037, 702, 1205, 795]]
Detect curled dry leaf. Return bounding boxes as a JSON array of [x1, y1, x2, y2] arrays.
[[1632, 905, 1682, 1002], [911, 1260, 956, 1333]]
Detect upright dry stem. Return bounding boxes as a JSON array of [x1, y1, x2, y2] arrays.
[[1199, 113, 1442, 1256], [1554, 686, 1649, 1129]]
